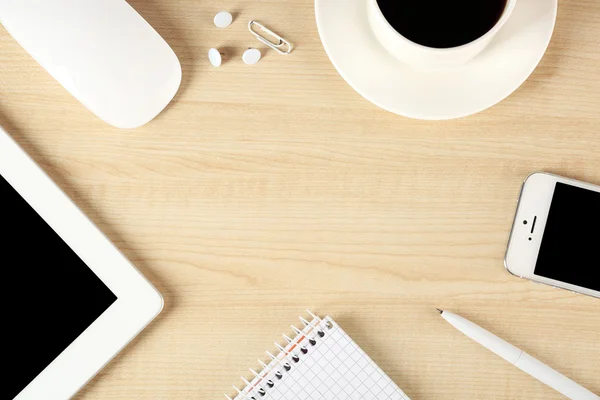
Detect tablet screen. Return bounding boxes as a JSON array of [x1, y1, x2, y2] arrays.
[[2, 175, 117, 399]]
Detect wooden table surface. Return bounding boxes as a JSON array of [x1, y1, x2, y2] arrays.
[[1, 0, 599, 399]]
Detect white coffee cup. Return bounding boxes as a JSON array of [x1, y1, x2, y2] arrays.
[[367, 0, 517, 69]]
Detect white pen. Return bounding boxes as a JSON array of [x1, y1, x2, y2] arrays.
[[438, 309, 599, 400]]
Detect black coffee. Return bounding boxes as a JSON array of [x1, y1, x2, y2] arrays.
[[376, 0, 508, 49]]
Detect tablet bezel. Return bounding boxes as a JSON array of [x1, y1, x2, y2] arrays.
[[0, 128, 163, 400]]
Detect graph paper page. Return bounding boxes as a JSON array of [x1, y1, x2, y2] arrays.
[[239, 317, 411, 400]]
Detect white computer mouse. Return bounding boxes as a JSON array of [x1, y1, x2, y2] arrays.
[[0, 0, 182, 129]]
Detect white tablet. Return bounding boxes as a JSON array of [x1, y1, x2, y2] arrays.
[[1, 127, 163, 400]]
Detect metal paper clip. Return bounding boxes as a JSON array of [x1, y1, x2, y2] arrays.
[[248, 20, 293, 55]]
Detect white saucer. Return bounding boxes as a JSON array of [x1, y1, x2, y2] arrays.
[[315, 0, 557, 120]]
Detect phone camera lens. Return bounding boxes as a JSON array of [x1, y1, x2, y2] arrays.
[[523, 220, 528, 225]]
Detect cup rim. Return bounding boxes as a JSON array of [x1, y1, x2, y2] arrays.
[[370, 0, 517, 53]]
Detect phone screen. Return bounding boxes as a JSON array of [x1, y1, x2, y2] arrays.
[[534, 182, 600, 291]]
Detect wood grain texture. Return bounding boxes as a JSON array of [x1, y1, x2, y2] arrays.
[[1, 0, 599, 399]]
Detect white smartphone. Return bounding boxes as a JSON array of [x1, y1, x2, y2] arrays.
[[505, 172, 600, 299]]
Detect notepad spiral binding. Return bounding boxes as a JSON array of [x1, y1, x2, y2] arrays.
[[225, 310, 332, 400]]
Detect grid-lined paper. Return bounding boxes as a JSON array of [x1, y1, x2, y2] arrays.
[[232, 316, 410, 400]]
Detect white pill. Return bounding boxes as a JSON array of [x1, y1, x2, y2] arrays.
[[242, 48, 261, 65], [208, 48, 223, 67], [214, 11, 233, 28]]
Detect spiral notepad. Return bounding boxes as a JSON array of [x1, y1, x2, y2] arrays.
[[226, 312, 411, 400]]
